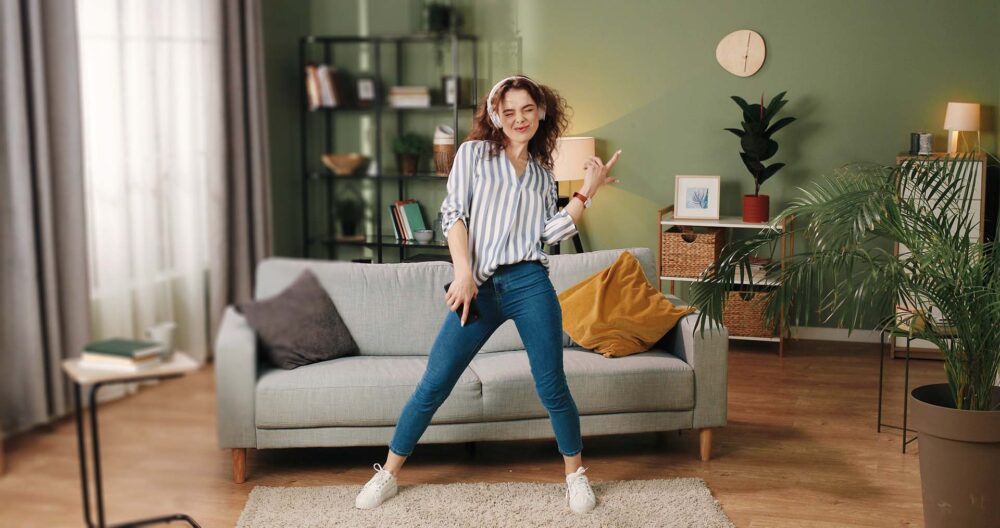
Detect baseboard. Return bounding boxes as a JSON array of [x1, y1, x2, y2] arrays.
[[789, 326, 882, 343]]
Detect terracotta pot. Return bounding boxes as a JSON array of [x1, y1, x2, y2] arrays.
[[909, 384, 1000, 528], [742, 194, 769, 223], [433, 144, 456, 176], [398, 154, 419, 176]]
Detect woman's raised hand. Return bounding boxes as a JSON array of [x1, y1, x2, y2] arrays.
[[582, 149, 622, 195]]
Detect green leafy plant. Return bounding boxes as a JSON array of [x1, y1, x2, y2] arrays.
[[691, 151, 1000, 411], [725, 92, 796, 196], [393, 132, 430, 157]]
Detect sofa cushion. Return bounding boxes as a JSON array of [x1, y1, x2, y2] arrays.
[[238, 269, 358, 369], [254, 355, 482, 428], [468, 348, 694, 422], [558, 250, 694, 357]]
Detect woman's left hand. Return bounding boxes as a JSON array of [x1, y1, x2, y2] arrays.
[[582, 149, 622, 195]]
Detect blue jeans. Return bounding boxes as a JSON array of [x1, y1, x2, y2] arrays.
[[388, 260, 583, 457]]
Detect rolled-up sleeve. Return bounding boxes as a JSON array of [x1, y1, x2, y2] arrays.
[[540, 175, 578, 245], [440, 141, 476, 239]]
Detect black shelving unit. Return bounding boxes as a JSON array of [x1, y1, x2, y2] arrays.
[[299, 33, 478, 263]]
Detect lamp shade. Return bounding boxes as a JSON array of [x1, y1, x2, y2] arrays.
[[551, 137, 595, 182], [943, 102, 980, 131]]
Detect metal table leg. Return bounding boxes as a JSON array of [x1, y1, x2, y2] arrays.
[[73, 379, 200, 528]]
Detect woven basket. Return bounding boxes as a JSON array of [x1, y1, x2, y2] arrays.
[[723, 290, 776, 338], [661, 227, 725, 278]]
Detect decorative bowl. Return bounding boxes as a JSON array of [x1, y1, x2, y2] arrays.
[[414, 229, 434, 243], [322, 153, 368, 176]]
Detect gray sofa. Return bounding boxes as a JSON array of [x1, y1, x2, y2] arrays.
[[215, 247, 728, 482]]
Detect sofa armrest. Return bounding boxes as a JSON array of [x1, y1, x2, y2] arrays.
[[215, 306, 258, 448], [665, 310, 728, 429]]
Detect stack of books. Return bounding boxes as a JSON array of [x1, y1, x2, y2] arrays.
[[304, 63, 343, 110], [79, 339, 165, 372], [388, 86, 430, 108], [388, 199, 427, 240]]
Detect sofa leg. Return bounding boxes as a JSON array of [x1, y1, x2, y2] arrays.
[[232, 448, 247, 483], [699, 428, 712, 461]]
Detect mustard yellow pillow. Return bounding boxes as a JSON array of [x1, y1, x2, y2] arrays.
[[558, 251, 695, 358]]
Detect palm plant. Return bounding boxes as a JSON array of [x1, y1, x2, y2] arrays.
[[691, 151, 1000, 411]]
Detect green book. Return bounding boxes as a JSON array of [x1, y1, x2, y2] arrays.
[[401, 202, 426, 235], [84, 338, 163, 359]]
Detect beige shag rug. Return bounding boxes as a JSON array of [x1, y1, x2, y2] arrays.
[[236, 478, 734, 527]]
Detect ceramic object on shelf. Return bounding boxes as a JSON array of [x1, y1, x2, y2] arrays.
[[742, 194, 769, 223], [433, 125, 456, 176], [322, 153, 368, 176], [414, 229, 434, 243]]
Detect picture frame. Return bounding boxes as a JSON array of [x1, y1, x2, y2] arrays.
[[356, 76, 376, 107], [673, 175, 721, 220]]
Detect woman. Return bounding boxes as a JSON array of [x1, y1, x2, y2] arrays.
[[355, 75, 621, 514]]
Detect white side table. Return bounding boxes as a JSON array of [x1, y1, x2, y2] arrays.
[[62, 352, 201, 528]]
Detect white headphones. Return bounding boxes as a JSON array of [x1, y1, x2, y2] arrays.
[[486, 75, 546, 128]]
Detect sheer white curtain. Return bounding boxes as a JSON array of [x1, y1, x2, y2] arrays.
[[77, 0, 224, 364]]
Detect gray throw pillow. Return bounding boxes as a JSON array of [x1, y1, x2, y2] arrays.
[[238, 269, 358, 369]]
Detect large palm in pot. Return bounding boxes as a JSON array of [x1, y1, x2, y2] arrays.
[[690, 151, 999, 526]]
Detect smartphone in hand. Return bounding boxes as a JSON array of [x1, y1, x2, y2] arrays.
[[444, 281, 480, 322]]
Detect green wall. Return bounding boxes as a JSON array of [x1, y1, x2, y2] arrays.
[[263, 0, 1000, 319]]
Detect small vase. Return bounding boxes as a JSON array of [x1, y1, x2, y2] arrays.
[[398, 154, 419, 176], [742, 194, 769, 223]]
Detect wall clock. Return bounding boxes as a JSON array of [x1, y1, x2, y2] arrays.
[[716, 29, 765, 77]]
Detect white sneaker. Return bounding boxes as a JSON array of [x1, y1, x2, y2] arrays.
[[565, 466, 596, 513], [355, 463, 398, 509]]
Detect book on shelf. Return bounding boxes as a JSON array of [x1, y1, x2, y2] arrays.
[[304, 63, 343, 110], [388, 86, 431, 108]]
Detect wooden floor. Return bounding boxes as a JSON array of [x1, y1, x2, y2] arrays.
[[0, 340, 941, 527]]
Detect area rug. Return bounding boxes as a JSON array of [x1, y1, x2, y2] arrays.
[[236, 477, 734, 527]]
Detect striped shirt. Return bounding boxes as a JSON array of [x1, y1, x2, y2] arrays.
[[440, 139, 579, 286]]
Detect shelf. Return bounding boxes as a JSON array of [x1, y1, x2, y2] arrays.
[[314, 104, 477, 113], [310, 171, 449, 181], [661, 214, 783, 230], [303, 34, 478, 44], [729, 335, 781, 342], [310, 235, 449, 249]]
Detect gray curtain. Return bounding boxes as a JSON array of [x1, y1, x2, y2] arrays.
[[0, 0, 90, 436], [209, 0, 274, 346]]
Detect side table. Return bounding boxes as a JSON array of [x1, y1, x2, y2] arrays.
[[62, 352, 202, 528]]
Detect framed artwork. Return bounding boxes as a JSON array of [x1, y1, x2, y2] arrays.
[[356, 77, 376, 107], [673, 175, 721, 220]]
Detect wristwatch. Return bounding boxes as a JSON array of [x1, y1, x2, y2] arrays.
[[572, 191, 592, 209]]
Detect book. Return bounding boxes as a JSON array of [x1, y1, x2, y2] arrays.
[[84, 338, 164, 359], [81, 352, 162, 366], [305, 65, 321, 110], [78, 357, 163, 372], [388, 204, 403, 239], [400, 202, 427, 235], [394, 199, 417, 239]]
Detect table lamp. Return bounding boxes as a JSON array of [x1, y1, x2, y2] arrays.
[[943, 102, 980, 154], [550, 137, 596, 254]]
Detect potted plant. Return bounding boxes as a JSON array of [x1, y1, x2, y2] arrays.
[[725, 91, 796, 223], [691, 152, 1000, 527], [393, 132, 430, 176], [336, 197, 363, 238]]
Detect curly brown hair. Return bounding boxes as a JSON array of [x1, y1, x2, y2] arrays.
[[466, 76, 570, 171]]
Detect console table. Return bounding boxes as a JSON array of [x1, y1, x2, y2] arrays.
[[62, 352, 201, 528]]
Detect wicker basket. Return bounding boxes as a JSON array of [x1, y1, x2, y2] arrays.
[[661, 227, 725, 278], [723, 290, 777, 338]]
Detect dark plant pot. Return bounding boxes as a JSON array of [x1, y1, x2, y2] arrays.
[[341, 221, 358, 236], [909, 383, 1000, 528], [427, 5, 454, 33], [742, 194, 770, 223], [398, 154, 419, 176]]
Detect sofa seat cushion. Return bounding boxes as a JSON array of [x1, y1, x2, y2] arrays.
[[255, 356, 482, 428], [469, 348, 694, 421]]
